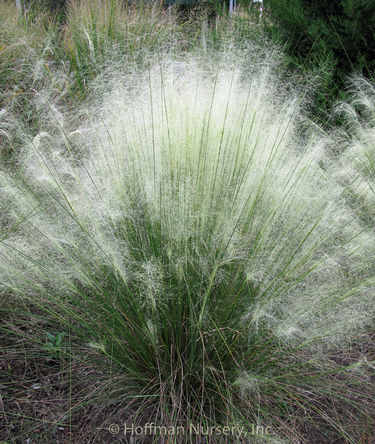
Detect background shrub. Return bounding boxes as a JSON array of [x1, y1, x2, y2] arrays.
[[264, 0, 375, 118]]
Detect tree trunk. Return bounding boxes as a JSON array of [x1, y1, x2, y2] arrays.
[[229, 0, 234, 15]]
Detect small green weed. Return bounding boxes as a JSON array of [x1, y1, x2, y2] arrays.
[[41, 332, 66, 361]]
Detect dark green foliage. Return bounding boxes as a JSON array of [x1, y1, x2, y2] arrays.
[[264, 0, 375, 116], [42, 332, 66, 361]]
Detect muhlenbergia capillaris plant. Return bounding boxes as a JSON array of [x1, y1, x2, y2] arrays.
[[334, 77, 375, 228], [1, 54, 375, 442]]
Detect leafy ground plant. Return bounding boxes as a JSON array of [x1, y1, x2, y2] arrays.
[[41, 331, 66, 361], [0, 53, 375, 442]]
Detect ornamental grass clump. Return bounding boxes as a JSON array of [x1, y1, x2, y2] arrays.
[[1, 55, 374, 441], [334, 78, 375, 227], [62, 0, 182, 95], [0, 2, 70, 162], [0, 1, 50, 99]]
